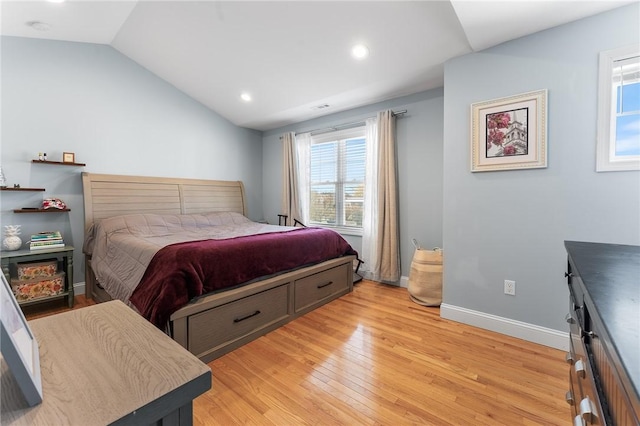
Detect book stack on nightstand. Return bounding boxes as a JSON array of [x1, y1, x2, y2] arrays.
[[29, 231, 64, 251]]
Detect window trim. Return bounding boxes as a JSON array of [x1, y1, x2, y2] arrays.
[[596, 44, 640, 172], [308, 126, 366, 236]]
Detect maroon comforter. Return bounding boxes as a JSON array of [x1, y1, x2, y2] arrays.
[[129, 227, 357, 328]]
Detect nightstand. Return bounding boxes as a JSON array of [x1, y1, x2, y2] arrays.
[[1, 300, 211, 425], [1, 246, 74, 309]]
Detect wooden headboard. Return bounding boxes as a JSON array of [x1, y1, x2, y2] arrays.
[[82, 172, 247, 231]]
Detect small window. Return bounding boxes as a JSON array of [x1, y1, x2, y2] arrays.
[[308, 127, 366, 235], [596, 44, 640, 172]]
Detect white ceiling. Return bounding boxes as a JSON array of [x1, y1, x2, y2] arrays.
[[1, 1, 634, 131]]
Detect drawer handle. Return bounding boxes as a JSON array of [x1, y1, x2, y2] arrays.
[[579, 397, 598, 423], [574, 359, 586, 378], [573, 414, 586, 426], [317, 281, 333, 289], [233, 310, 261, 323], [565, 390, 574, 405], [565, 313, 575, 324], [565, 352, 575, 365]]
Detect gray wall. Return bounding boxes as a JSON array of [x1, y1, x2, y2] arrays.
[[1, 37, 263, 284], [262, 89, 444, 278], [442, 3, 640, 332], [3, 3, 637, 342]]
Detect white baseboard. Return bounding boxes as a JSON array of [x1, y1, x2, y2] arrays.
[[73, 281, 86, 296], [399, 275, 409, 288], [358, 272, 407, 287], [371, 276, 566, 350], [440, 303, 568, 351]]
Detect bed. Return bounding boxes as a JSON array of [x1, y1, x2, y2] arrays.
[[82, 172, 357, 363]]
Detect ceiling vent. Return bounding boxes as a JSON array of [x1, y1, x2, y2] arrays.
[[26, 21, 52, 31]]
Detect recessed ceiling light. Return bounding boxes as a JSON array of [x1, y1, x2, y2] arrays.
[[240, 92, 252, 102], [351, 44, 369, 60], [26, 21, 52, 31]]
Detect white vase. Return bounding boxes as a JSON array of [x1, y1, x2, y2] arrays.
[[3, 225, 22, 251], [3, 236, 22, 251]]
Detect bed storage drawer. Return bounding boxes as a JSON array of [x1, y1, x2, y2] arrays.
[[295, 263, 350, 313], [188, 283, 290, 358]]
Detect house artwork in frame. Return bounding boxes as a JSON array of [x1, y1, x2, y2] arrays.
[[471, 89, 548, 172]]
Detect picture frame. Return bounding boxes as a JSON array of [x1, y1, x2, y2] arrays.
[[471, 89, 548, 172], [0, 273, 43, 406], [62, 152, 75, 163]]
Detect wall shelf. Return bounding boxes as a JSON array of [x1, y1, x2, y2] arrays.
[[1, 187, 45, 192], [32, 160, 86, 167], [13, 208, 71, 214]]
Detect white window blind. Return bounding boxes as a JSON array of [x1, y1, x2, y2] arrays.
[[308, 127, 366, 234]]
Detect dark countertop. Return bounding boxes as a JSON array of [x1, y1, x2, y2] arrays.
[[564, 241, 640, 400]]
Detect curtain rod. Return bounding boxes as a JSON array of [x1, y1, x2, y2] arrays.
[[281, 109, 407, 138]]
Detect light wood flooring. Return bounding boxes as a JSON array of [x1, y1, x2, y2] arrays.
[[27, 280, 570, 425]]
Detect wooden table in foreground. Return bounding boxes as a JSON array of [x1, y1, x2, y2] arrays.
[[1, 301, 211, 425]]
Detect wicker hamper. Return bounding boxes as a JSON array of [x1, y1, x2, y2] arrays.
[[407, 247, 443, 306]]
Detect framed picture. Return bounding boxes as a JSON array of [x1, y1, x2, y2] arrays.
[[62, 152, 75, 163], [471, 89, 548, 172], [0, 274, 42, 406]]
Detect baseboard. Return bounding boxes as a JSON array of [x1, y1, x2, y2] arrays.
[[440, 303, 568, 351], [73, 281, 86, 296], [359, 273, 408, 288], [399, 275, 409, 288]]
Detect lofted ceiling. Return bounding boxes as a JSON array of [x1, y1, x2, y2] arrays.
[[1, 1, 634, 131]]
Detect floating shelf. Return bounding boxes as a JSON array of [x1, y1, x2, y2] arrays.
[[32, 160, 86, 167], [13, 208, 71, 213], [1, 187, 45, 192]]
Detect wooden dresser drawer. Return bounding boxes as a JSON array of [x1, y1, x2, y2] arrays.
[[295, 263, 350, 313], [188, 283, 290, 357]]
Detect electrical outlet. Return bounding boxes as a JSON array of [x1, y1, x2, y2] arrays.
[[504, 280, 516, 295]]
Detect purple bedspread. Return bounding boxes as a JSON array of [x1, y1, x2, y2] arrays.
[[129, 227, 357, 328]]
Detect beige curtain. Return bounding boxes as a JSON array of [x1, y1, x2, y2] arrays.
[[376, 110, 400, 281], [362, 110, 400, 282], [281, 132, 302, 225]]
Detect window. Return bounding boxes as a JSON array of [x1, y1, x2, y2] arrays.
[[596, 45, 640, 172], [308, 127, 366, 235]]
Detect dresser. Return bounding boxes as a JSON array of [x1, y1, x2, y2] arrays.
[[564, 241, 639, 425], [1, 301, 211, 425]]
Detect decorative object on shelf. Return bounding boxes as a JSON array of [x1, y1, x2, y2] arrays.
[[3, 225, 23, 251], [38, 153, 44, 161], [29, 230, 64, 251], [43, 153, 47, 161], [470, 89, 548, 172], [41, 198, 67, 210], [62, 152, 75, 163], [13, 184, 20, 189], [0, 166, 6, 188]]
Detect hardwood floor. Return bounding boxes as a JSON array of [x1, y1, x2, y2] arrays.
[[26, 281, 570, 425], [194, 281, 569, 425]]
